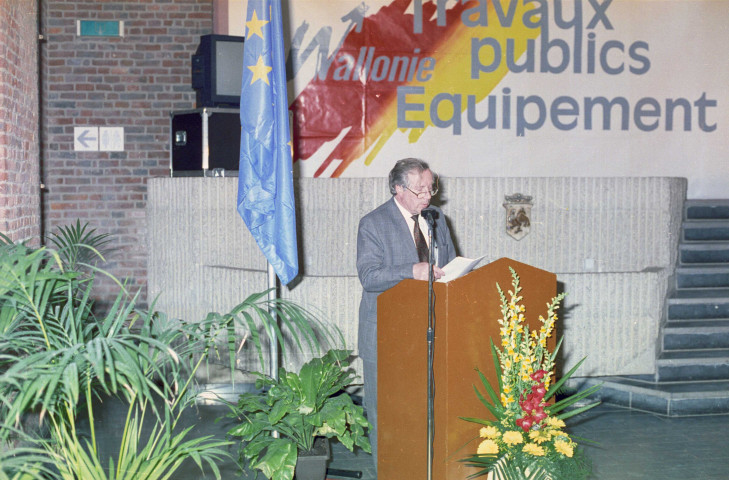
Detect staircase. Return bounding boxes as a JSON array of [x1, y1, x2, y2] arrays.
[[575, 199, 729, 416]]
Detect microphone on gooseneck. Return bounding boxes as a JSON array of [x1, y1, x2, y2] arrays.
[[421, 208, 438, 226]]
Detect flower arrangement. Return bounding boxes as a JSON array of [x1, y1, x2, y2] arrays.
[[461, 268, 601, 480]]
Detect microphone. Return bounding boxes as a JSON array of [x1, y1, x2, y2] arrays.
[[421, 207, 438, 226]]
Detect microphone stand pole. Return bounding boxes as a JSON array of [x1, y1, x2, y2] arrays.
[[425, 217, 436, 480]]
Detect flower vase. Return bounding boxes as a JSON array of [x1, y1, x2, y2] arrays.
[[486, 460, 550, 480], [486, 455, 508, 480]]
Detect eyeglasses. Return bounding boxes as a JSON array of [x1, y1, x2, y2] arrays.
[[404, 177, 439, 198]]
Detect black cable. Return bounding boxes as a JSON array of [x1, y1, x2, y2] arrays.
[[327, 468, 363, 478]]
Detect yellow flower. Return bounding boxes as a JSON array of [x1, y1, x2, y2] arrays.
[[500, 393, 514, 406], [529, 429, 551, 444], [554, 439, 574, 457], [522, 443, 545, 456], [502, 431, 524, 445], [477, 439, 500, 455], [545, 417, 566, 429], [479, 426, 499, 439]]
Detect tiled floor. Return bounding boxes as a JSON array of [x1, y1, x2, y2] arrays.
[[128, 402, 728, 480], [325, 404, 729, 480], [556, 405, 729, 480]]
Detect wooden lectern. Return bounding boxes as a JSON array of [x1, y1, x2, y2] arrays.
[[377, 258, 557, 480]]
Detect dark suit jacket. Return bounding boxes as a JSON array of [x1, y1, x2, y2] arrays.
[[356, 197, 456, 363]]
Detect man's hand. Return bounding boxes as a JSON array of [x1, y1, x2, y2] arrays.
[[413, 262, 445, 281]]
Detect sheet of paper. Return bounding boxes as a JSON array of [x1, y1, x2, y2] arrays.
[[437, 254, 487, 283]]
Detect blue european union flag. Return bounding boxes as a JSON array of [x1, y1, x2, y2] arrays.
[[237, 0, 298, 285]]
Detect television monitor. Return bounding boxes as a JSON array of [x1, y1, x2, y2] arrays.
[[191, 34, 244, 108]]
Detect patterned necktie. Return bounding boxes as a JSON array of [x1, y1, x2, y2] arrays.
[[412, 214, 429, 262]]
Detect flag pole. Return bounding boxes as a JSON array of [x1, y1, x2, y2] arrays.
[[267, 262, 279, 379]]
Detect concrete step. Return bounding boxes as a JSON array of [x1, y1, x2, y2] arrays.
[[656, 348, 729, 382], [683, 220, 729, 242], [662, 319, 729, 350], [567, 376, 729, 416], [621, 199, 729, 416], [680, 243, 729, 264], [676, 265, 729, 288], [686, 199, 729, 220], [667, 288, 729, 320]]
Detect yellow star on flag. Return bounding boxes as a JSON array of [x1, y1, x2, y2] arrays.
[[246, 9, 268, 40], [248, 55, 273, 85]]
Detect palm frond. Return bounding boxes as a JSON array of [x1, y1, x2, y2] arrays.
[[221, 290, 336, 372], [0, 445, 54, 480], [47, 220, 115, 273]]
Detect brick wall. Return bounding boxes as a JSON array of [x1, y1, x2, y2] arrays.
[[41, 0, 212, 303], [0, 0, 41, 245]]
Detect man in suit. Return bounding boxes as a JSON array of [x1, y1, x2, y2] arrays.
[[356, 158, 457, 466]]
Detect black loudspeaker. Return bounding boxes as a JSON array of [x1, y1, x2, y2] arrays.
[[170, 108, 240, 176]]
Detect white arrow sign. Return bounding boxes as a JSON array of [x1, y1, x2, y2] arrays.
[[74, 127, 98, 151]]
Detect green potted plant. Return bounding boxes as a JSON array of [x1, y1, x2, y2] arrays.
[[0, 223, 329, 480], [226, 349, 371, 480]]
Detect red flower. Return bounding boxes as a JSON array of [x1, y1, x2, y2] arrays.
[[531, 384, 547, 398], [516, 378, 549, 431], [515, 416, 533, 431], [533, 409, 548, 423]]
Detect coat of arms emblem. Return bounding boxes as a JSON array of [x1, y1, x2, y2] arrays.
[[503, 194, 533, 241]]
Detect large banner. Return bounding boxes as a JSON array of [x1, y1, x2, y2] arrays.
[[234, 0, 729, 198]]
